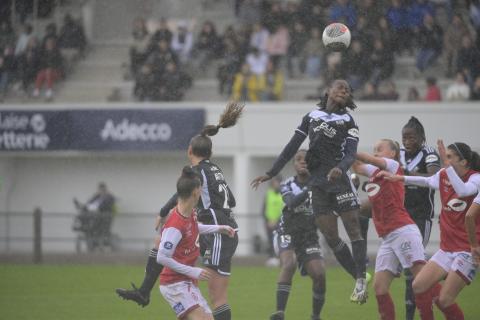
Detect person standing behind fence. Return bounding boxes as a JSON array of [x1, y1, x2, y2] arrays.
[[263, 175, 284, 267]]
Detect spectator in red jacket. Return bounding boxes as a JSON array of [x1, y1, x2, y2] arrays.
[[424, 76, 442, 101], [33, 38, 63, 100]]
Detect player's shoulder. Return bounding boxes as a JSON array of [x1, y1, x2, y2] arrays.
[[164, 210, 187, 230], [280, 176, 295, 192], [421, 145, 440, 164]]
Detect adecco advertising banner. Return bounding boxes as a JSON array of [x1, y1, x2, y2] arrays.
[[0, 109, 205, 151]]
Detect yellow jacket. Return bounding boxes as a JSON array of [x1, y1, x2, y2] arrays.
[[258, 71, 284, 101], [231, 72, 262, 102]]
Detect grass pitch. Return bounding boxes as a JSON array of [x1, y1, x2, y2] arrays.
[[1, 264, 479, 319]]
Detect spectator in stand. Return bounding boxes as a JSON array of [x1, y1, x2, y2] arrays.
[[17, 37, 40, 94], [192, 21, 221, 72], [352, 16, 374, 54], [149, 18, 172, 54], [357, 0, 382, 29], [471, 76, 480, 100], [266, 25, 289, 69], [134, 63, 156, 101], [246, 47, 269, 76], [446, 71, 470, 101], [407, 0, 435, 33], [260, 59, 284, 101], [470, 0, 480, 48], [33, 38, 63, 100], [14, 24, 34, 56], [456, 35, 479, 84], [329, 0, 357, 28], [238, 0, 262, 25], [217, 38, 241, 96], [377, 17, 395, 53], [416, 14, 443, 73], [304, 4, 327, 32], [303, 27, 324, 78], [343, 39, 370, 91], [158, 62, 192, 101], [147, 39, 178, 82], [386, 0, 411, 54], [424, 76, 442, 101], [370, 38, 394, 85], [287, 21, 308, 78], [407, 87, 420, 101], [263, 2, 286, 32], [129, 17, 150, 77], [0, 21, 15, 51], [58, 14, 87, 57], [231, 62, 262, 102], [222, 25, 239, 47], [359, 82, 383, 100], [443, 14, 473, 77], [0, 47, 16, 101], [250, 23, 269, 53], [284, 1, 302, 29], [42, 23, 58, 47], [171, 22, 193, 64], [380, 80, 399, 101]]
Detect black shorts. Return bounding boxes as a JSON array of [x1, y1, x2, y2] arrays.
[[274, 227, 323, 276], [198, 208, 238, 275], [413, 218, 432, 247], [311, 184, 360, 215]]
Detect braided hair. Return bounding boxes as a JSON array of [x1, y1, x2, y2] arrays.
[[190, 102, 244, 159], [403, 116, 426, 145], [317, 80, 358, 112]]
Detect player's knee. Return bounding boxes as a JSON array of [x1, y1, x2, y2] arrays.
[[324, 235, 341, 249], [282, 258, 297, 275], [310, 269, 325, 284], [411, 278, 427, 294], [437, 293, 455, 309], [373, 278, 389, 295]]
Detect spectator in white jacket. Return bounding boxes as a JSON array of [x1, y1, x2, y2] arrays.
[[446, 71, 470, 101]]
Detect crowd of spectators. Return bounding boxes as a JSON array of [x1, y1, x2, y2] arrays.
[[0, 14, 86, 102]]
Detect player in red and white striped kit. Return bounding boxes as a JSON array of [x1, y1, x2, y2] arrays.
[[353, 139, 427, 320], [381, 140, 480, 320], [157, 166, 235, 320]]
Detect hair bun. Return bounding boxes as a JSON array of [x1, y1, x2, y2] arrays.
[[181, 166, 196, 178]]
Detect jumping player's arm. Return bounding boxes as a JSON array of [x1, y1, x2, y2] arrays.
[[444, 167, 480, 197], [159, 193, 178, 218], [198, 224, 236, 237], [380, 170, 441, 190], [335, 118, 359, 174], [354, 156, 399, 177], [280, 181, 309, 210], [465, 196, 480, 265], [156, 227, 204, 280]]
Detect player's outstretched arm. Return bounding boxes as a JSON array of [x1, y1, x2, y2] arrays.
[[356, 152, 387, 170], [198, 224, 236, 238]]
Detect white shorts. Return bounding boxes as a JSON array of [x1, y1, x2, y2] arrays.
[[375, 224, 426, 275], [160, 281, 212, 319], [430, 249, 477, 284]]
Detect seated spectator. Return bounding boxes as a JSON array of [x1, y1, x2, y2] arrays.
[[217, 38, 241, 95], [134, 63, 156, 101], [263, 1, 286, 32], [469, 1, 480, 48], [352, 16, 374, 54], [416, 14, 443, 72], [259, 60, 284, 101], [246, 47, 269, 75], [158, 62, 192, 101], [58, 14, 87, 57], [0, 46, 15, 100], [446, 71, 470, 101], [171, 22, 193, 64], [149, 18, 172, 53], [471, 76, 480, 100], [250, 23, 269, 53], [284, 1, 302, 29], [192, 21, 221, 71], [32, 38, 63, 100], [266, 25, 289, 68], [303, 27, 324, 78], [379, 80, 399, 101], [287, 21, 308, 78], [407, 86, 420, 101], [17, 37, 40, 93], [377, 17, 395, 53], [424, 76, 442, 101], [369, 38, 394, 85], [42, 23, 58, 47], [343, 39, 370, 91], [14, 24, 34, 56], [386, 0, 411, 54], [0, 21, 15, 51], [303, 4, 327, 32], [456, 35, 479, 83], [129, 17, 150, 77], [444, 14, 473, 77], [238, 0, 262, 26], [357, 0, 382, 29], [231, 63, 262, 102], [146, 39, 178, 81], [329, 0, 357, 28], [359, 82, 383, 100], [407, 0, 435, 32]]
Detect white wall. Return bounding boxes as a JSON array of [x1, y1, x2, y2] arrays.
[[1, 102, 479, 254]]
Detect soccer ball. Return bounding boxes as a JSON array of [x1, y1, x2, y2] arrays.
[[322, 23, 351, 51]]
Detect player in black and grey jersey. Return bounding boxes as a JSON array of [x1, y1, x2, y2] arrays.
[[270, 150, 326, 320], [400, 116, 441, 320], [252, 80, 368, 304], [116, 103, 243, 320]]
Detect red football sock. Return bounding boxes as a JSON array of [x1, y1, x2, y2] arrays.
[[376, 293, 395, 320], [415, 290, 434, 320], [430, 283, 464, 319]]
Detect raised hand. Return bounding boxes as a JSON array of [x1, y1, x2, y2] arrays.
[[198, 268, 212, 281], [219, 225, 236, 238], [327, 167, 342, 181], [437, 139, 449, 167], [251, 175, 272, 190]]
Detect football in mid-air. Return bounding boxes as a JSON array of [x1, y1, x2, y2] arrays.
[[322, 23, 351, 51]]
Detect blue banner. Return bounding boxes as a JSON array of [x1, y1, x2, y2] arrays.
[[0, 109, 205, 151]]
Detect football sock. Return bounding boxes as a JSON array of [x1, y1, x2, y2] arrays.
[[276, 282, 291, 311], [430, 283, 464, 320], [351, 239, 367, 279], [415, 290, 434, 320], [405, 270, 416, 320], [376, 293, 395, 320], [331, 239, 357, 279], [139, 248, 163, 296], [213, 304, 231, 320], [312, 286, 325, 319]]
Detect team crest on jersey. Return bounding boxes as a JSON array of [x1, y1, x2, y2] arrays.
[[446, 198, 467, 212], [173, 302, 185, 314], [347, 128, 359, 138], [425, 154, 438, 163]]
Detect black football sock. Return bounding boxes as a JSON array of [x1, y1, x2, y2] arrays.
[[312, 282, 326, 319], [331, 240, 357, 279], [213, 304, 231, 320], [405, 270, 416, 320], [351, 239, 367, 279], [276, 282, 292, 312], [139, 248, 163, 297], [359, 215, 370, 267]]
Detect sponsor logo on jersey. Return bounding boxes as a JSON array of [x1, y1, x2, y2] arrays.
[[214, 172, 225, 181], [446, 198, 467, 212], [210, 166, 219, 172], [425, 154, 439, 163], [173, 302, 185, 314], [313, 122, 337, 138], [164, 241, 173, 250], [400, 241, 412, 252], [306, 247, 321, 255], [347, 128, 359, 138], [366, 183, 381, 197]]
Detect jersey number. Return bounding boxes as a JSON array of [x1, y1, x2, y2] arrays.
[[218, 183, 230, 209]]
